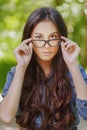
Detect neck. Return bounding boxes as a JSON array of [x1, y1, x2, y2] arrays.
[[38, 59, 52, 77]]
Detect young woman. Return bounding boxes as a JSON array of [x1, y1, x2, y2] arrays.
[[0, 7, 87, 130]]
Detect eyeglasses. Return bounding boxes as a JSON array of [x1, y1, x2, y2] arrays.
[[32, 38, 61, 48]]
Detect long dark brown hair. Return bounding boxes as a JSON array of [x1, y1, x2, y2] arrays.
[[16, 7, 75, 130]]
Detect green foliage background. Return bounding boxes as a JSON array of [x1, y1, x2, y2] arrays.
[[0, 0, 87, 92]]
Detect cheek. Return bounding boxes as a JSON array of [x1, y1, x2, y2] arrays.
[[53, 47, 59, 54], [33, 46, 40, 55]]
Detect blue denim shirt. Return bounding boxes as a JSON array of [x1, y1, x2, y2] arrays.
[[2, 65, 87, 129]]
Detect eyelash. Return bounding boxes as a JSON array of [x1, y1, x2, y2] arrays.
[[50, 35, 57, 39], [35, 35, 42, 39]]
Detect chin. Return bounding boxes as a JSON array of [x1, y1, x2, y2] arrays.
[[40, 56, 54, 61]]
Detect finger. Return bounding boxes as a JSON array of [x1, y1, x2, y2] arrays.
[[61, 41, 72, 53], [61, 39, 76, 48], [66, 43, 76, 50], [20, 45, 29, 55], [61, 41, 65, 50], [22, 40, 32, 55], [61, 36, 69, 42], [22, 38, 32, 45], [15, 44, 29, 56], [64, 42, 76, 50], [14, 40, 32, 56], [62, 41, 69, 47], [28, 42, 33, 54], [28, 42, 33, 49], [61, 41, 67, 55], [61, 40, 70, 49]]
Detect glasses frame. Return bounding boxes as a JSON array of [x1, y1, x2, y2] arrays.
[[32, 38, 61, 48]]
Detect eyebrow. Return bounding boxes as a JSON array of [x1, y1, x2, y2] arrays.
[[34, 32, 59, 35]]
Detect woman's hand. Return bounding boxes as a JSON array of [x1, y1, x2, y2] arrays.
[[14, 38, 33, 69], [61, 36, 81, 67]]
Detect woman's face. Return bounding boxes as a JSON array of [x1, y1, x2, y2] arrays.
[[31, 20, 60, 63]]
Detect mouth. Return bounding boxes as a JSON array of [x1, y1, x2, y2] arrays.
[[42, 52, 52, 55]]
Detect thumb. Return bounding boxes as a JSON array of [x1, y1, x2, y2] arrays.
[[61, 41, 65, 53], [28, 42, 33, 54], [29, 42, 33, 48]]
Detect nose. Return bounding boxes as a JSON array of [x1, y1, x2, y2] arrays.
[[44, 41, 50, 48]]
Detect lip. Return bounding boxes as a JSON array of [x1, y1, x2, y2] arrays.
[[42, 52, 52, 55], [42, 51, 51, 53]]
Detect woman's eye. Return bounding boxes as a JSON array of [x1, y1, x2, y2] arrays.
[[50, 35, 57, 39], [35, 35, 42, 39]]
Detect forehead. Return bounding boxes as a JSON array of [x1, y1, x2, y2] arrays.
[[31, 20, 58, 35]]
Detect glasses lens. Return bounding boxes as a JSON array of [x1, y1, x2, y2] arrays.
[[32, 39, 61, 48], [32, 40, 45, 48], [49, 39, 61, 46]]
